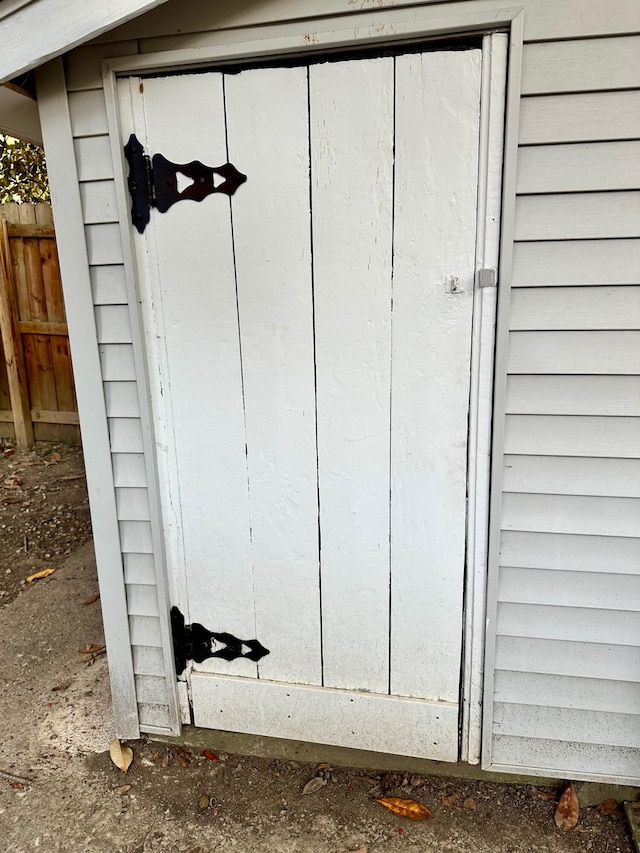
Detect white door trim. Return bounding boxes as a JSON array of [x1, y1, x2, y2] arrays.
[[101, 6, 522, 759]]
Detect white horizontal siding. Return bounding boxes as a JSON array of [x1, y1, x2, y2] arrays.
[[112, 452, 147, 486], [86, 223, 123, 264], [74, 136, 113, 180], [515, 192, 640, 241], [494, 704, 640, 749], [509, 287, 640, 331], [503, 455, 640, 497], [99, 345, 136, 380], [132, 645, 166, 676], [512, 240, 640, 287], [492, 737, 640, 781], [80, 179, 119, 224], [502, 493, 640, 537], [505, 375, 640, 416], [90, 265, 128, 304], [507, 331, 640, 374], [126, 582, 159, 615], [497, 602, 640, 646], [505, 415, 640, 458], [137, 702, 172, 728], [108, 417, 144, 452], [123, 553, 157, 585], [519, 91, 640, 144], [95, 305, 132, 343], [516, 142, 640, 194], [499, 531, 640, 575], [119, 520, 153, 553], [116, 487, 152, 520], [128, 615, 163, 647], [104, 381, 140, 418], [498, 567, 640, 611], [135, 674, 169, 705], [494, 671, 640, 715]]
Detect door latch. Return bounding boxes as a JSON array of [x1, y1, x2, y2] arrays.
[[124, 134, 247, 234]]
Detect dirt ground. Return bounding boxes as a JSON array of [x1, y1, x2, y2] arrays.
[[0, 442, 636, 853]]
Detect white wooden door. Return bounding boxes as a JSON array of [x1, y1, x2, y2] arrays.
[[121, 46, 482, 761]]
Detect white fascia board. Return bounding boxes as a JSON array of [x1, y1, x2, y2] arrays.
[[0, 84, 42, 144], [0, 0, 171, 83]]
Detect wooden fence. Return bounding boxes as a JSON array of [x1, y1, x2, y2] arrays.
[[0, 202, 79, 445]]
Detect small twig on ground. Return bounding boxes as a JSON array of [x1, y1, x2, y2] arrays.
[[0, 768, 32, 785]]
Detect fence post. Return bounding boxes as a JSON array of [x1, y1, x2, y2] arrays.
[[0, 219, 34, 447]]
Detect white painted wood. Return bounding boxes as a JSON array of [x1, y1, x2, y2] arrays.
[[491, 737, 640, 784], [104, 381, 140, 418], [224, 65, 321, 686], [119, 520, 153, 553], [74, 136, 113, 181], [191, 673, 459, 761], [514, 192, 640, 241], [519, 92, 640, 144], [36, 58, 139, 739], [80, 179, 119, 224], [500, 530, 640, 575], [497, 602, 640, 646], [116, 487, 151, 521], [65, 40, 139, 91], [511, 240, 640, 287], [517, 142, 640, 195], [86, 223, 124, 264], [126, 583, 159, 616], [90, 265, 128, 304], [68, 89, 109, 136], [494, 670, 640, 715], [98, 345, 135, 381], [502, 493, 640, 538], [463, 32, 506, 765], [507, 331, 640, 374], [0, 0, 168, 83], [391, 49, 480, 702], [522, 36, 640, 95], [130, 72, 257, 677], [0, 83, 42, 144], [108, 417, 144, 453], [137, 703, 172, 729], [95, 304, 132, 343], [128, 615, 163, 646], [509, 287, 640, 331], [310, 56, 394, 693], [132, 645, 166, 676], [112, 453, 147, 487], [498, 567, 640, 611], [100, 0, 640, 46], [495, 635, 639, 682], [135, 674, 169, 705], [503, 455, 640, 498], [123, 553, 157, 585], [505, 415, 640, 459], [494, 703, 640, 749], [506, 375, 640, 417]]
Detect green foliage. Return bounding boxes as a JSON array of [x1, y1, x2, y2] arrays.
[[0, 134, 50, 204]]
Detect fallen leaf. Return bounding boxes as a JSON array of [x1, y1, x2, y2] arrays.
[[533, 788, 556, 801], [4, 476, 22, 488], [9, 782, 24, 790], [174, 747, 191, 769], [198, 794, 210, 811], [202, 749, 218, 762], [110, 738, 133, 773], [81, 593, 100, 606], [26, 568, 56, 583], [341, 848, 367, 853], [463, 797, 477, 810], [376, 797, 433, 820], [78, 643, 105, 654], [302, 776, 326, 795], [441, 793, 460, 807], [161, 753, 170, 768], [49, 452, 62, 463], [596, 799, 619, 816], [554, 783, 579, 831], [118, 785, 132, 795], [51, 682, 70, 692]]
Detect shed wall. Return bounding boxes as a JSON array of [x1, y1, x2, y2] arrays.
[[54, 0, 640, 779]]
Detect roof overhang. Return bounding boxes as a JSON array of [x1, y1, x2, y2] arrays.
[[0, 83, 42, 144], [0, 0, 172, 84]]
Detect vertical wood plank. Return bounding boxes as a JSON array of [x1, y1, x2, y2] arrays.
[[138, 73, 256, 676], [224, 66, 321, 685], [390, 50, 481, 701], [310, 57, 394, 693], [0, 221, 34, 447]]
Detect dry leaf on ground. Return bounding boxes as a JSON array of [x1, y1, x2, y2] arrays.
[[302, 776, 326, 795], [376, 797, 433, 820], [342, 848, 367, 853], [118, 785, 132, 795], [81, 593, 99, 605], [174, 747, 192, 769], [49, 452, 62, 463], [463, 797, 477, 810], [533, 788, 556, 801], [441, 793, 460, 807], [110, 739, 133, 773], [26, 568, 56, 583], [202, 749, 218, 762], [554, 783, 579, 831], [78, 643, 105, 654], [596, 799, 619, 816]]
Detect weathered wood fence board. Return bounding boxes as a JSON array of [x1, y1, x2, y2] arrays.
[[0, 203, 79, 445]]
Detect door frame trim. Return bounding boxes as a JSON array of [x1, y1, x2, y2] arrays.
[[101, 4, 524, 760]]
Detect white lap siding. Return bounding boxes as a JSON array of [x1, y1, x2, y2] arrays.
[[59, 0, 640, 775], [67, 71, 179, 734]]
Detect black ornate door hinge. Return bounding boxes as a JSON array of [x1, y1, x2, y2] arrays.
[[124, 134, 247, 234], [170, 606, 270, 676]]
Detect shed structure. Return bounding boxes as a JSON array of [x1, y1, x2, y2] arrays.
[[1, 0, 638, 786]]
